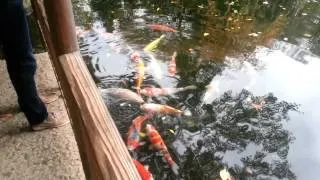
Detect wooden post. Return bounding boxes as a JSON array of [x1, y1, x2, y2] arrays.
[[32, 0, 141, 179]]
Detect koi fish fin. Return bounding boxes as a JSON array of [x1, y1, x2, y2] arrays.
[[168, 129, 175, 134], [139, 141, 147, 146], [184, 85, 197, 90], [127, 146, 136, 151], [139, 132, 147, 137]]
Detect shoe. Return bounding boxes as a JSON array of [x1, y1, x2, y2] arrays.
[[31, 112, 69, 131]]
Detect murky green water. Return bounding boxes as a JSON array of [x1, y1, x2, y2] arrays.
[[72, 0, 320, 179]]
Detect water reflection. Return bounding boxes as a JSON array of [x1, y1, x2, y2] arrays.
[[72, 0, 320, 179], [173, 89, 298, 179]]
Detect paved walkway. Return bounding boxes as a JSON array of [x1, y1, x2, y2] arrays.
[[0, 53, 85, 180]]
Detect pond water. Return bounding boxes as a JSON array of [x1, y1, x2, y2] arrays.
[[72, 0, 320, 179]]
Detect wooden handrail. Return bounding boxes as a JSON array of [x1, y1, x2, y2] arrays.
[[31, 0, 141, 179]]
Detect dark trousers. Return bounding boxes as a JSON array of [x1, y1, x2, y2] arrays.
[[0, 0, 48, 125]]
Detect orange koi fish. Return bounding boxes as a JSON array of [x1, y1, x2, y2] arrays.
[[127, 114, 153, 151], [148, 24, 177, 32], [140, 85, 197, 97], [140, 103, 183, 115], [135, 59, 145, 93], [168, 51, 177, 76], [133, 159, 154, 180], [146, 124, 179, 175]]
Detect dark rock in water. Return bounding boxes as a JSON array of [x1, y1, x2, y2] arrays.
[[100, 88, 144, 134]]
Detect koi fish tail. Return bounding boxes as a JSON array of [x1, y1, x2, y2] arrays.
[[163, 152, 179, 175], [163, 106, 183, 115], [170, 162, 179, 175], [173, 85, 197, 93]]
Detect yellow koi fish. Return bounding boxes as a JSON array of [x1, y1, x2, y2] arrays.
[[143, 35, 165, 52], [135, 59, 145, 93]]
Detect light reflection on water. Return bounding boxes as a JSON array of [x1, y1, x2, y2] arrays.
[[201, 47, 320, 179]]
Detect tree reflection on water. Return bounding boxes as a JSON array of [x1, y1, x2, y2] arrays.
[[87, 0, 319, 60], [171, 89, 299, 179]]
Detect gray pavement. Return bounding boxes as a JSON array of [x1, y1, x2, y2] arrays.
[[0, 53, 85, 180]]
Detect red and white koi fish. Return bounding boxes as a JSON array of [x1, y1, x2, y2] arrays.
[[127, 114, 153, 151], [146, 124, 179, 175], [140, 103, 183, 115], [168, 51, 177, 76], [140, 85, 197, 97], [135, 59, 145, 93], [148, 24, 177, 32], [131, 51, 141, 62], [133, 159, 154, 180]]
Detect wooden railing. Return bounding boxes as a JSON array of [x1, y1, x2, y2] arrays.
[[31, 0, 141, 179]]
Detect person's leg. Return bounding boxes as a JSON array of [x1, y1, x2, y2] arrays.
[[0, 0, 48, 125]]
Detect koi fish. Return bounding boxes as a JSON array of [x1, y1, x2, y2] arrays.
[[140, 103, 183, 115], [146, 124, 179, 175], [127, 114, 153, 151], [133, 159, 154, 180], [100, 88, 144, 105], [148, 24, 177, 32], [135, 59, 145, 93], [140, 85, 197, 97], [143, 35, 166, 52], [168, 51, 177, 76], [130, 51, 141, 62]]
